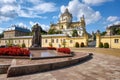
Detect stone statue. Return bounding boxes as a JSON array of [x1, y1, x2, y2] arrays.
[[31, 23, 42, 47]]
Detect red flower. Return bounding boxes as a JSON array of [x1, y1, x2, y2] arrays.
[[0, 47, 30, 56], [57, 48, 71, 54]]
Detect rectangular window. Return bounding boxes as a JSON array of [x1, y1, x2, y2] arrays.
[[5, 40, 7, 43], [114, 39, 119, 43], [56, 39, 58, 43], [70, 40, 72, 43], [52, 39, 54, 43], [45, 39, 47, 43]]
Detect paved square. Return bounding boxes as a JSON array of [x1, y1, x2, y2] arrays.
[[0, 48, 120, 80]]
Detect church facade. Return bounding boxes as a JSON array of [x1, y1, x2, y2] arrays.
[[50, 8, 86, 37]]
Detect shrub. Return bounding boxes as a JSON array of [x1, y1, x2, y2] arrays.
[[75, 42, 79, 48], [104, 43, 109, 48], [99, 42, 103, 48], [57, 48, 71, 54], [49, 42, 53, 47], [80, 42, 84, 47], [22, 43, 26, 48]]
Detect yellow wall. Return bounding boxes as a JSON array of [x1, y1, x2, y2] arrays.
[[101, 36, 120, 48], [96, 34, 120, 49], [0, 34, 88, 48]]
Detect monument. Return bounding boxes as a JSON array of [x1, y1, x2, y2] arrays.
[[31, 23, 42, 48]]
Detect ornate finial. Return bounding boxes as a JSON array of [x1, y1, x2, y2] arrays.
[[65, 8, 69, 13]]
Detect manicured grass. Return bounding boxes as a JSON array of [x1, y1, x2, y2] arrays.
[[71, 48, 120, 57]]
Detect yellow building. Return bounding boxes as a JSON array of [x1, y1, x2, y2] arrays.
[[0, 8, 88, 48], [96, 24, 120, 49], [0, 34, 88, 48]]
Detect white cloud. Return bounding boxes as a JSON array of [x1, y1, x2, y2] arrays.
[[18, 22, 27, 28], [52, 16, 58, 19], [114, 21, 120, 25], [82, 0, 112, 5], [0, 0, 19, 23], [0, 0, 57, 23], [33, 3, 57, 13], [18, 0, 57, 17], [29, 21, 49, 31], [106, 20, 120, 28], [107, 16, 119, 22], [60, 0, 101, 24], [0, 27, 6, 33]]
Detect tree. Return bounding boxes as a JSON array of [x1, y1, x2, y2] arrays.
[[72, 30, 78, 37], [48, 29, 62, 34], [48, 29, 56, 34], [22, 43, 26, 48], [49, 42, 53, 47], [0, 32, 3, 39], [99, 42, 103, 48], [100, 31, 107, 36]]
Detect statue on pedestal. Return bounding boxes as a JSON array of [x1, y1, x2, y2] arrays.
[[31, 23, 42, 47]]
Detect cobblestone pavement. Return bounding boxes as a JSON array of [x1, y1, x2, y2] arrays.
[[0, 49, 120, 80]]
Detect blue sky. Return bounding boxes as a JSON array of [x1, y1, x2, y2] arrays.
[[0, 0, 120, 33]]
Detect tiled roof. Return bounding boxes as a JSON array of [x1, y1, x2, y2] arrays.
[[4, 25, 31, 32]]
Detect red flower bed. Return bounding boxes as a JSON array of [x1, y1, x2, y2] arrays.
[[47, 47, 57, 50], [57, 48, 71, 54], [0, 47, 30, 56]]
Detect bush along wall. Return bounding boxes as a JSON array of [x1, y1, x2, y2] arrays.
[[104, 43, 109, 48], [99, 42, 103, 48]]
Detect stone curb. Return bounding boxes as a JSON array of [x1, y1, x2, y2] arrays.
[[7, 53, 92, 77], [0, 64, 10, 74]]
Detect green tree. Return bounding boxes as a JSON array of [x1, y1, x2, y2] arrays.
[[101, 31, 107, 36], [99, 42, 103, 48], [49, 42, 53, 47], [22, 43, 26, 48], [48, 29, 62, 34], [48, 29, 56, 34], [104, 43, 109, 48], [0, 32, 3, 39], [72, 30, 78, 37]]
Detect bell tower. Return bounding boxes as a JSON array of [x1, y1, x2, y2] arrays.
[[59, 8, 72, 23]]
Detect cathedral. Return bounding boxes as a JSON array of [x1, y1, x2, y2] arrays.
[[50, 8, 86, 37]]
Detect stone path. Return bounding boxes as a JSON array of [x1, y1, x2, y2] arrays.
[[0, 50, 120, 80]]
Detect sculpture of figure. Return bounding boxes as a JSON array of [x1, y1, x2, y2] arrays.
[[31, 23, 42, 47]]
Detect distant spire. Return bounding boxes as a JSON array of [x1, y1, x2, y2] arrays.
[[82, 15, 85, 20], [65, 8, 69, 13]]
